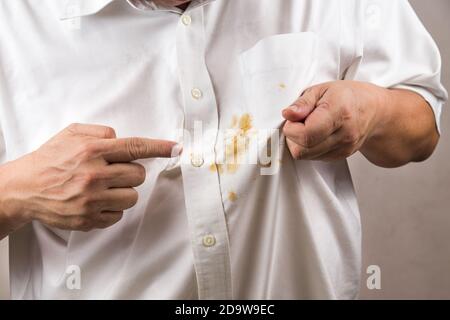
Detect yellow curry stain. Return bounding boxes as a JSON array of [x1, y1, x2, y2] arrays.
[[226, 113, 252, 173], [238, 113, 252, 133], [228, 191, 238, 202], [210, 113, 254, 175], [230, 115, 239, 129], [209, 163, 224, 174]]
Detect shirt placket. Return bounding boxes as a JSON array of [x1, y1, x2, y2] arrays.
[[176, 6, 232, 299]]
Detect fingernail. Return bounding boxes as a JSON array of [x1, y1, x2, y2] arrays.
[[171, 143, 183, 157]]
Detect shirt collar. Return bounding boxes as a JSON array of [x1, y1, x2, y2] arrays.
[[60, 0, 115, 20], [60, 0, 216, 20]]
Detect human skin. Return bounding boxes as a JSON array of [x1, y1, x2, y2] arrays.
[[0, 124, 179, 239], [282, 80, 439, 168], [153, 0, 191, 8], [0, 4, 440, 239], [162, 0, 439, 167], [0, 81, 438, 240]]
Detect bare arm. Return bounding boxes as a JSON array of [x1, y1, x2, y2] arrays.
[[360, 88, 439, 168], [0, 123, 178, 240]]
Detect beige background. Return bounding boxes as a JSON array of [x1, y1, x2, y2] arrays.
[[0, 0, 449, 299], [355, 0, 450, 299]]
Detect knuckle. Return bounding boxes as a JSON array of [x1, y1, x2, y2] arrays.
[[78, 142, 100, 160], [130, 189, 139, 204], [127, 137, 145, 159], [73, 217, 93, 231], [135, 165, 147, 184], [77, 195, 96, 212], [341, 104, 353, 120], [318, 101, 332, 112], [124, 189, 139, 207], [342, 130, 359, 146], [67, 123, 82, 133], [79, 171, 101, 188], [331, 116, 342, 131]]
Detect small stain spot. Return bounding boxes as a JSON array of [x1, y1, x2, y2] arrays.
[[227, 163, 239, 174], [279, 83, 287, 90], [231, 115, 239, 129], [239, 113, 252, 134], [216, 113, 254, 175], [209, 163, 224, 174], [228, 191, 238, 202]]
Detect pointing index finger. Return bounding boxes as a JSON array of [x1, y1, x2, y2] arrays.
[[100, 138, 180, 163]]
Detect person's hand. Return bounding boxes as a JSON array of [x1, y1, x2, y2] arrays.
[[282, 80, 386, 162], [0, 123, 179, 232]]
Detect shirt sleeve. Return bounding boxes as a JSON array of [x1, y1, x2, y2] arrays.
[[345, 0, 448, 133]]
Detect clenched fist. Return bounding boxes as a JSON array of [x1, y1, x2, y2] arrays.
[[282, 81, 384, 162], [282, 80, 439, 167], [0, 123, 178, 235]]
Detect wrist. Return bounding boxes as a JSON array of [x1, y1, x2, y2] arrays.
[[365, 84, 394, 142], [0, 161, 32, 232]]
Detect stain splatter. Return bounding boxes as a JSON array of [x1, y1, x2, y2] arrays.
[[278, 83, 287, 90], [228, 191, 238, 202], [209, 163, 224, 174], [225, 113, 253, 173], [238, 113, 252, 134], [230, 115, 239, 129], [210, 113, 254, 175], [225, 135, 245, 173]]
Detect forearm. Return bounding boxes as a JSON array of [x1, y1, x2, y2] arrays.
[[0, 213, 26, 241], [361, 88, 440, 168], [0, 161, 31, 240]]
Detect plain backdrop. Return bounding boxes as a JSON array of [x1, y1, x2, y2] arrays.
[[0, 0, 449, 300]]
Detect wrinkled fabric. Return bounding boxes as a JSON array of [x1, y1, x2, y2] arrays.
[[0, 0, 446, 299]]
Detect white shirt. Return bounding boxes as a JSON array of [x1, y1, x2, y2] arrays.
[[0, 0, 447, 299]]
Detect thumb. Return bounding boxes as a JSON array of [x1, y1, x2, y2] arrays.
[[282, 85, 322, 122]]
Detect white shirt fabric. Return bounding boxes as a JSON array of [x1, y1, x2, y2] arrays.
[[1, 0, 447, 299]]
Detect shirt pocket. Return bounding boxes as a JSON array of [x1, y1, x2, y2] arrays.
[[238, 32, 319, 130]]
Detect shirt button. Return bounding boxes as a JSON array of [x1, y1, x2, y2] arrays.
[[202, 234, 216, 247], [191, 88, 203, 100], [181, 14, 192, 26], [191, 154, 204, 168]]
